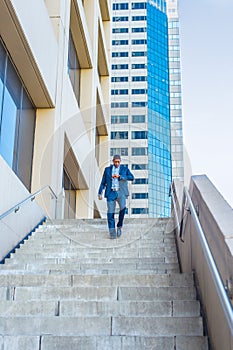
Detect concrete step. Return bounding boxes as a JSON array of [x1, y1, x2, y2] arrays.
[[0, 273, 194, 287], [30, 222, 172, 233], [0, 301, 57, 316], [7, 252, 179, 262], [26, 240, 177, 251], [5, 258, 179, 267], [31, 225, 174, 233], [18, 239, 176, 249], [40, 335, 208, 350], [112, 316, 204, 336], [5, 255, 178, 266], [0, 300, 200, 317], [0, 316, 204, 336], [59, 300, 200, 317], [0, 267, 181, 275], [36, 218, 167, 232], [32, 226, 166, 234], [18, 240, 177, 252], [10, 248, 178, 258], [0, 286, 196, 302], [0, 335, 208, 350], [0, 263, 180, 274], [9, 253, 177, 263]]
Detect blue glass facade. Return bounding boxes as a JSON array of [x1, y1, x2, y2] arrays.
[[147, 0, 172, 217]]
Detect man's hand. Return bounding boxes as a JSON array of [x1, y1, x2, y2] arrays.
[[112, 174, 120, 178], [98, 194, 103, 200]]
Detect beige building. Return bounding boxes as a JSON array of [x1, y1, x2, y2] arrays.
[[0, 0, 111, 220]]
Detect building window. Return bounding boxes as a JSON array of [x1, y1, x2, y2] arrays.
[[111, 102, 128, 108], [112, 64, 129, 70], [0, 39, 36, 191], [132, 193, 148, 199], [168, 21, 179, 29], [132, 51, 147, 57], [170, 105, 182, 110], [170, 92, 181, 98], [170, 57, 180, 62], [132, 63, 146, 69], [111, 89, 128, 95], [169, 46, 180, 51], [68, 31, 81, 105], [132, 76, 147, 82], [132, 89, 147, 94], [169, 34, 179, 40], [111, 148, 128, 156], [132, 39, 147, 45], [132, 131, 147, 139], [132, 101, 147, 107], [170, 80, 181, 86], [111, 131, 128, 139], [113, 3, 129, 10], [112, 52, 129, 58], [112, 40, 128, 46], [133, 178, 148, 184], [132, 3, 147, 10], [132, 164, 148, 170], [132, 147, 148, 156], [132, 28, 146, 33], [132, 16, 147, 21], [132, 115, 146, 123], [111, 77, 128, 82], [112, 28, 129, 34], [111, 115, 128, 124], [132, 208, 149, 214], [113, 16, 129, 22]]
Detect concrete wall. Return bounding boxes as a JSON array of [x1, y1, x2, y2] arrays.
[[171, 175, 233, 350], [0, 157, 45, 262]]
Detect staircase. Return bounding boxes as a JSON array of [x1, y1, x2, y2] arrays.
[[0, 218, 208, 349]]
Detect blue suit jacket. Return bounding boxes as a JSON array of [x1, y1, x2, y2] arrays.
[[98, 165, 134, 200]]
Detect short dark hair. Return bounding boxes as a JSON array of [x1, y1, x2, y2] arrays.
[[113, 154, 121, 160]]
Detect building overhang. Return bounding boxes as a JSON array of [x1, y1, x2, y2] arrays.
[[0, 0, 58, 107], [70, 0, 93, 69]]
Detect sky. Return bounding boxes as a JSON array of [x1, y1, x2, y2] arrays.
[[178, 0, 233, 208]]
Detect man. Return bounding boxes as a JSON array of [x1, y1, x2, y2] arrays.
[[98, 155, 134, 239]]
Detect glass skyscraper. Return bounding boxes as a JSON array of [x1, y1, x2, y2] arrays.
[[111, 0, 183, 218]]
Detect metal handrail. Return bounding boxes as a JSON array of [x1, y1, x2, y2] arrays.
[[170, 182, 233, 336], [0, 185, 57, 221]]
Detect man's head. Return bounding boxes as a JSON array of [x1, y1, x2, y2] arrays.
[[112, 154, 121, 168]]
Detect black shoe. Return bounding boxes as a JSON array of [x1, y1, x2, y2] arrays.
[[117, 227, 122, 237]]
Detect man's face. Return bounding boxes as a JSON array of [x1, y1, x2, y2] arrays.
[[113, 158, 121, 168]]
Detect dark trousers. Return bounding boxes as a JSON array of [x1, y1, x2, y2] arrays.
[[107, 191, 126, 234]]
